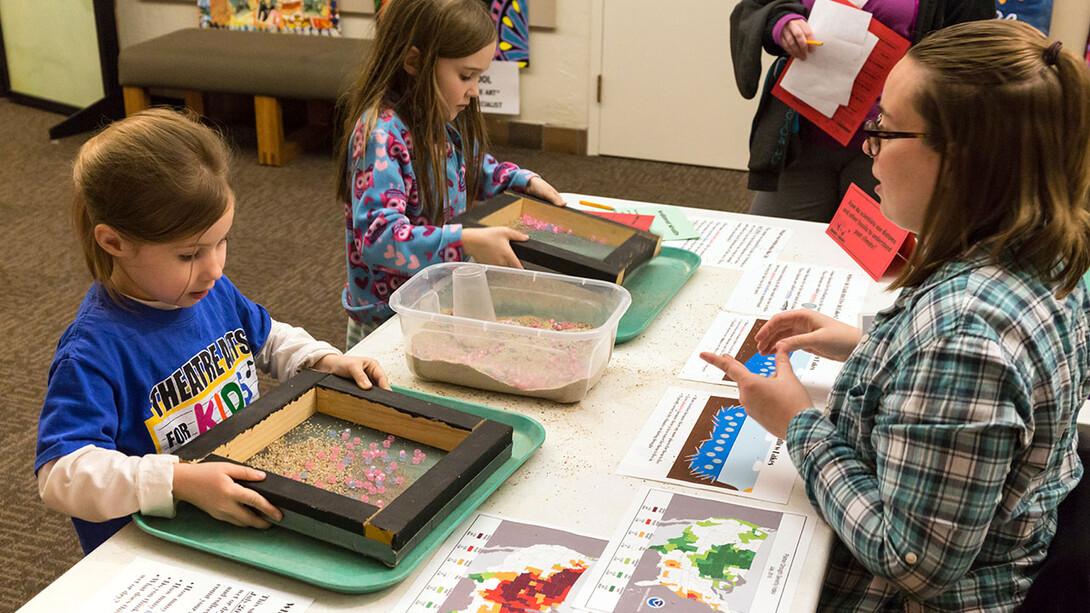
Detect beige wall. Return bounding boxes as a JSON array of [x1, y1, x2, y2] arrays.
[[1049, 0, 1090, 56], [2, 0, 105, 107], [115, 0, 590, 130], [104, 0, 1090, 135]]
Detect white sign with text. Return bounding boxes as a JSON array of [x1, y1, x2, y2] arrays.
[[478, 61, 520, 115]]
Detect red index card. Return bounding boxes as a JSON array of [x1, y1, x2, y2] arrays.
[[826, 183, 911, 281], [588, 211, 656, 232]]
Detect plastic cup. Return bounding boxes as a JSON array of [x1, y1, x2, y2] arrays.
[[452, 264, 496, 321]]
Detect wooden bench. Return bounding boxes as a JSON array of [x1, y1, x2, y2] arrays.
[[118, 28, 369, 166]]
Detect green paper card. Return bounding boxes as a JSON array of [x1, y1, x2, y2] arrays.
[[610, 205, 700, 241]]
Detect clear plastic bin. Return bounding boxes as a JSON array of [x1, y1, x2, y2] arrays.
[[388, 263, 632, 403]]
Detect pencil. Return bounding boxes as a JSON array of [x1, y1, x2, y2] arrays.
[[806, 40, 823, 46], [578, 199, 615, 211]]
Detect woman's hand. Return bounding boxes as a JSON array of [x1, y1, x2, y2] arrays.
[[313, 354, 391, 390], [699, 349, 813, 439], [173, 462, 282, 528], [779, 18, 814, 61], [756, 309, 862, 362], [524, 177, 565, 206], [462, 227, 528, 268]]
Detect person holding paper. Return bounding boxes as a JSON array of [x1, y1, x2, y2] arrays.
[[705, 21, 1090, 610], [729, 0, 992, 222]]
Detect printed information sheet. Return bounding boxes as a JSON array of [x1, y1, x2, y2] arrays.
[[725, 261, 868, 324], [572, 487, 813, 613], [76, 558, 311, 613], [396, 513, 608, 613], [677, 312, 841, 396], [618, 387, 798, 504], [675, 217, 791, 269]]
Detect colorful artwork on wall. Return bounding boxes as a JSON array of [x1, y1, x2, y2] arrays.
[[487, 0, 530, 67], [372, 0, 529, 66], [199, 0, 340, 35]]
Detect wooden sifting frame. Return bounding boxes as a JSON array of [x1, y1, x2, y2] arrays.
[[175, 370, 513, 566], [452, 193, 663, 284]]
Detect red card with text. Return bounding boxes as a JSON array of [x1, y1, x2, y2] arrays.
[[826, 184, 911, 280], [588, 211, 656, 232], [771, 1, 910, 145]]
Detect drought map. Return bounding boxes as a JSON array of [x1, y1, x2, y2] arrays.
[[573, 488, 811, 613], [398, 514, 608, 613]]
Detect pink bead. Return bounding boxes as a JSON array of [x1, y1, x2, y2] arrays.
[[382, 440, 391, 448], [395, 476, 404, 485], [377, 500, 384, 508], [314, 482, 324, 489], [346, 443, 354, 450], [317, 452, 326, 460], [341, 432, 350, 440], [354, 437, 361, 444], [304, 461, 315, 470], [389, 462, 398, 470], [327, 475, 335, 484], [360, 495, 368, 502], [377, 485, 385, 494]]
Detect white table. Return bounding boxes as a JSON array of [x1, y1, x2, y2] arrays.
[[20, 195, 1088, 612]]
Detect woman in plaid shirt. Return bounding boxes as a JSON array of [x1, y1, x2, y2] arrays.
[[703, 21, 1090, 611]]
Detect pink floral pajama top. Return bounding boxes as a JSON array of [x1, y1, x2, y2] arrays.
[[342, 108, 536, 330]]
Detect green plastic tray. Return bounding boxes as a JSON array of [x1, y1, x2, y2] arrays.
[[132, 387, 545, 593], [617, 246, 701, 344]]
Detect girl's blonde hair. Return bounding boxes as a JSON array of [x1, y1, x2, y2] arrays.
[[72, 108, 233, 301], [892, 20, 1090, 296], [335, 0, 496, 224]]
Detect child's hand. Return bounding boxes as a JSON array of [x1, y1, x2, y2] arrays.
[[172, 462, 282, 528], [779, 18, 814, 61], [462, 227, 528, 268], [525, 177, 565, 206], [313, 354, 391, 390], [699, 348, 813, 439]]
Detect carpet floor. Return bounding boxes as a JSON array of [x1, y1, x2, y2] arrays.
[[0, 98, 753, 610]]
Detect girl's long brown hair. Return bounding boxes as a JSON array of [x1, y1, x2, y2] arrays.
[[335, 0, 496, 225], [892, 20, 1090, 297], [72, 108, 233, 303]]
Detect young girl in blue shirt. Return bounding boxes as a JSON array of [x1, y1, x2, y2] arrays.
[[335, 0, 563, 348], [705, 21, 1090, 611], [36, 108, 390, 554]]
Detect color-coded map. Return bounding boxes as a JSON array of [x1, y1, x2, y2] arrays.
[[397, 514, 608, 613], [573, 488, 812, 613], [636, 518, 770, 609]]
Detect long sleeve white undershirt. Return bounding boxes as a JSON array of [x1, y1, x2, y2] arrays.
[[37, 318, 340, 522]]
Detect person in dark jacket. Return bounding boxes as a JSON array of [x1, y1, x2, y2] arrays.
[[729, 0, 993, 222]]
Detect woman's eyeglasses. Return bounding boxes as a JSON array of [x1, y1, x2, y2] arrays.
[[862, 115, 935, 157]]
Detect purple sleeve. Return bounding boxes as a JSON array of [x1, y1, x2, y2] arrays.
[[772, 14, 807, 49]]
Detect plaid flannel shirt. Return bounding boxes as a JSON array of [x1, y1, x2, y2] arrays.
[[787, 251, 1090, 612]]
